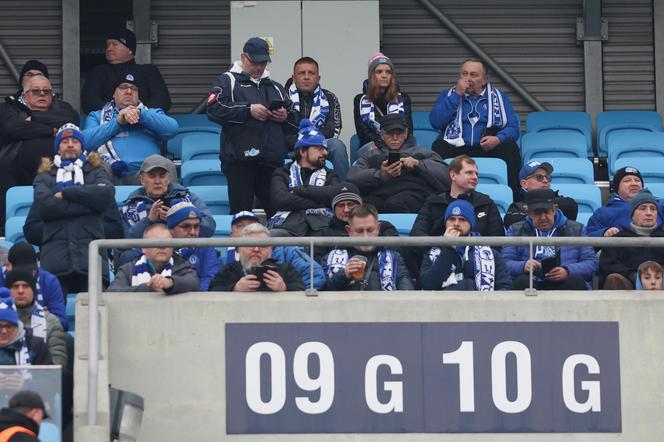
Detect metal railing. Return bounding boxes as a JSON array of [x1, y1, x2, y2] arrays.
[[86, 234, 662, 425]]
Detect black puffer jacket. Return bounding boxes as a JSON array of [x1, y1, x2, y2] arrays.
[[0, 408, 41, 441], [599, 227, 664, 284]]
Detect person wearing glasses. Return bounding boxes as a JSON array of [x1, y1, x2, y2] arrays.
[[503, 161, 578, 229], [0, 74, 79, 233], [83, 73, 178, 184]]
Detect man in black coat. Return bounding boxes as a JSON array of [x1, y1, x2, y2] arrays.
[[210, 223, 304, 292], [81, 28, 171, 113], [0, 390, 51, 441]]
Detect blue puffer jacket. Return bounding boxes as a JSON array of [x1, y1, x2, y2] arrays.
[[503, 210, 599, 287], [219, 246, 325, 290], [429, 85, 519, 146], [586, 194, 664, 237], [176, 247, 220, 291], [83, 107, 179, 171]]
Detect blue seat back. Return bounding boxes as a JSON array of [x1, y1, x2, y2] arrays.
[[350, 134, 360, 164], [526, 111, 593, 156], [212, 214, 233, 237], [5, 216, 27, 244], [412, 111, 433, 130], [166, 126, 221, 159], [187, 185, 230, 215], [646, 183, 664, 199], [597, 111, 662, 157], [170, 114, 218, 129], [181, 133, 221, 161], [607, 131, 664, 174], [552, 184, 601, 214], [612, 157, 664, 183], [114, 185, 142, 207], [520, 131, 587, 162], [476, 184, 513, 216], [6, 186, 34, 219], [413, 129, 439, 149], [474, 158, 508, 185], [530, 158, 595, 184], [378, 213, 417, 236], [181, 160, 226, 186]]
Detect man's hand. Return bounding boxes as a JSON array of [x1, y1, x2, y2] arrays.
[[268, 107, 287, 122], [118, 106, 141, 125], [250, 104, 270, 121], [233, 274, 261, 292], [148, 200, 168, 222], [443, 226, 462, 237], [479, 135, 500, 151], [54, 192, 63, 199], [545, 266, 569, 282], [454, 77, 471, 95], [380, 160, 402, 181], [604, 227, 620, 237], [343, 257, 366, 279], [400, 157, 419, 169], [523, 259, 541, 273], [147, 274, 174, 291], [263, 270, 287, 292]]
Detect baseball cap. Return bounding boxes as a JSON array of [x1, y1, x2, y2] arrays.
[[519, 160, 553, 181], [231, 211, 259, 226], [243, 37, 271, 63], [139, 155, 174, 174], [524, 188, 556, 211], [8, 390, 50, 419], [380, 114, 408, 132]]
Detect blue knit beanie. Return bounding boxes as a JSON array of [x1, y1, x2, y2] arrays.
[[166, 200, 202, 229], [295, 119, 327, 150], [630, 189, 659, 217], [54, 123, 85, 153], [444, 199, 476, 230], [0, 296, 19, 327]]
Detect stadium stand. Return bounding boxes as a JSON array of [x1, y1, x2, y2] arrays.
[[612, 157, 664, 183], [5, 216, 28, 244], [350, 134, 360, 164], [181, 133, 221, 161], [181, 159, 227, 186], [166, 126, 221, 159], [114, 185, 142, 207], [476, 183, 513, 217], [411, 111, 434, 130], [413, 129, 439, 149], [607, 131, 664, 176], [531, 157, 595, 184], [378, 213, 417, 236], [551, 183, 601, 215], [520, 131, 587, 162], [5, 186, 33, 219], [526, 111, 593, 156], [187, 185, 231, 215], [597, 110, 662, 157], [212, 214, 233, 237]]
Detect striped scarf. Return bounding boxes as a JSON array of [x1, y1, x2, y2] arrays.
[[443, 82, 507, 147], [131, 254, 173, 286], [325, 249, 398, 291], [29, 303, 48, 342], [54, 153, 86, 192], [359, 93, 405, 134], [428, 244, 496, 291], [14, 323, 31, 366], [97, 99, 146, 165], [288, 83, 330, 128]]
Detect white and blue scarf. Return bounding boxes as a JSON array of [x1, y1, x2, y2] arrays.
[[443, 82, 507, 147], [225, 247, 239, 265], [97, 99, 146, 166], [54, 153, 87, 192], [288, 83, 329, 128], [428, 245, 496, 291], [29, 303, 48, 342], [14, 323, 31, 366], [267, 162, 332, 228], [131, 254, 173, 286], [359, 93, 405, 134], [326, 249, 398, 291], [122, 194, 191, 227]]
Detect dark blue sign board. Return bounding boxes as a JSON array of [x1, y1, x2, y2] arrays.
[[226, 322, 621, 433]]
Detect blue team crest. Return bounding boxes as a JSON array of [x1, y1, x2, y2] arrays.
[[188, 255, 198, 265], [125, 74, 134, 81], [452, 206, 461, 216], [244, 148, 260, 158]]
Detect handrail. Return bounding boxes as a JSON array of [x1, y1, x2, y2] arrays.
[[0, 38, 19, 82], [87, 234, 659, 425]]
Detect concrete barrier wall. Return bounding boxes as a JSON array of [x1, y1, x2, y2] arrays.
[[75, 290, 664, 441]]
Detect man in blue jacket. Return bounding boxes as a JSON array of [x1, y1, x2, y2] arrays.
[[429, 59, 521, 198], [83, 72, 178, 183], [503, 188, 598, 290], [420, 200, 511, 291]]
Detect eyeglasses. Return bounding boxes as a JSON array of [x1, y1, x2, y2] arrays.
[[117, 84, 139, 92], [527, 173, 552, 182], [26, 88, 53, 96], [175, 223, 200, 232], [0, 323, 16, 331]]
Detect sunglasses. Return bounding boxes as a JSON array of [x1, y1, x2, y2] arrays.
[[26, 88, 53, 96], [526, 173, 552, 182]]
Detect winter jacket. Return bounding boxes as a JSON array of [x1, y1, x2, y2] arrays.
[[353, 83, 414, 146], [219, 246, 326, 290], [108, 254, 200, 294], [270, 164, 339, 235], [17, 303, 67, 367], [283, 79, 342, 148], [0, 408, 41, 441], [502, 210, 599, 287], [23, 160, 122, 280], [599, 226, 664, 285], [0, 268, 66, 330], [209, 258, 305, 292], [420, 244, 512, 290], [175, 246, 219, 291], [504, 191, 578, 229], [586, 194, 664, 237], [429, 86, 519, 146], [324, 247, 414, 291], [83, 107, 178, 171], [207, 62, 297, 167], [0, 327, 52, 366], [121, 182, 216, 238], [81, 59, 172, 113]]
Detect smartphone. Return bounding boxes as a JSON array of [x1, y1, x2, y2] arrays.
[[387, 152, 401, 165], [541, 255, 560, 275], [249, 265, 267, 281], [268, 100, 285, 111]]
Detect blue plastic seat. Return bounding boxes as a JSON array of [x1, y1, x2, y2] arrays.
[[475, 158, 508, 185], [413, 129, 439, 149], [530, 157, 594, 184], [38, 421, 60, 442], [412, 111, 433, 130], [646, 183, 664, 199], [181, 133, 221, 162], [576, 212, 592, 228], [0, 239, 13, 250], [476, 184, 513, 217], [526, 111, 593, 156], [114, 185, 142, 207], [612, 157, 664, 183], [166, 126, 221, 159], [6, 186, 33, 219], [212, 214, 233, 237], [551, 184, 601, 214], [597, 111, 662, 157], [170, 113, 218, 129], [378, 213, 417, 236], [520, 131, 587, 162], [187, 185, 230, 215], [181, 160, 226, 186], [350, 134, 360, 164], [607, 131, 664, 176], [5, 216, 27, 244]]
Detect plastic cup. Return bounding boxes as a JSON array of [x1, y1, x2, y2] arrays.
[[350, 255, 368, 280]]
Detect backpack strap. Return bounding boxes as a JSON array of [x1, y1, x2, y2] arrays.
[[0, 425, 36, 441]]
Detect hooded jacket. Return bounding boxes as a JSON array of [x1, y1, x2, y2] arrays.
[[503, 209, 599, 287]]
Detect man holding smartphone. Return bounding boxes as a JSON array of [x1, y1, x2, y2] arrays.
[[502, 188, 598, 290]]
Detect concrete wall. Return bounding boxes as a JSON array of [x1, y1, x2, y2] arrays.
[[75, 290, 664, 441]]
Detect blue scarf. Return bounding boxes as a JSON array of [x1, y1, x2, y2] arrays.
[[428, 242, 496, 291], [288, 83, 329, 129], [122, 194, 192, 227], [443, 82, 507, 147], [54, 153, 87, 192], [97, 99, 146, 166], [131, 254, 173, 286], [359, 93, 405, 134], [325, 248, 398, 291]]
